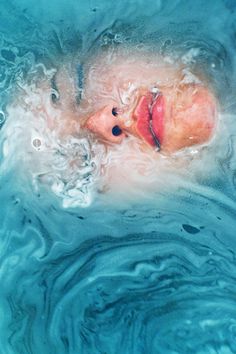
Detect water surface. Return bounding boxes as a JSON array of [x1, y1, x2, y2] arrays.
[[1, 0, 236, 353]]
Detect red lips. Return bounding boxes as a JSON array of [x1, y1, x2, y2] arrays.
[[134, 93, 165, 147]]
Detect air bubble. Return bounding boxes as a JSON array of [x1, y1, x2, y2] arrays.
[[32, 137, 42, 150], [151, 87, 161, 94], [164, 39, 172, 46]]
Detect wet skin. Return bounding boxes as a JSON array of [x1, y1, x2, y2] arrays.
[[8, 50, 218, 200], [82, 51, 217, 154]]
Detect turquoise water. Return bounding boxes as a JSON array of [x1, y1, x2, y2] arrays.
[[1, 0, 236, 353]]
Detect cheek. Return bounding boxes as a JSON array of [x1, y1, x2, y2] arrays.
[[164, 88, 217, 151], [186, 89, 216, 135]]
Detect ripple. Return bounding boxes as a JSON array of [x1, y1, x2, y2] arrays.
[[1, 0, 236, 353], [0, 230, 235, 353]]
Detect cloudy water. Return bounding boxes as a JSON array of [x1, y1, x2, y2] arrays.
[[1, 0, 236, 353]]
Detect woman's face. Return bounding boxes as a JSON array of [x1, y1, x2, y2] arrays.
[[82, 50, 217, 153]]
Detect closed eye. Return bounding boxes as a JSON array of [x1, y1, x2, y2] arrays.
[[76, 63, 84, 104]]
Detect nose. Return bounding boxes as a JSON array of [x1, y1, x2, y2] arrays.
[[85, 105, 126, 143]]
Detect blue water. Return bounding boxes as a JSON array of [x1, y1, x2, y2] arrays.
[[1, 0, 236, 353]]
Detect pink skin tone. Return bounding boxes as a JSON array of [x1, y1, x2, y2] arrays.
[[83, 51, 217, 154], [9, 51, 218, 199], [24, 51, 217, 180]]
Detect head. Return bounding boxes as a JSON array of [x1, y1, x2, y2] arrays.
[[82, 48, 217, 154], [2, 46, 219, 208]]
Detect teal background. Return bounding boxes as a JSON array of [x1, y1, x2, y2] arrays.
[[1, 0, 236, 353]]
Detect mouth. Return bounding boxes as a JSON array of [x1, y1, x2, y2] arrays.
[[134, 89, 165, 151]]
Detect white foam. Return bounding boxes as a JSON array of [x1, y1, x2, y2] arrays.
[[181, 69, 202, 85], [0, 83, 105, 208], [181, 48, 200, 65]]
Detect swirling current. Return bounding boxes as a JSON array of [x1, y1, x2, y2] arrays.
[[1, 0, 236, 353]]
